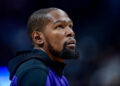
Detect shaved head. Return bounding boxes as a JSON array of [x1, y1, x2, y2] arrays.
[[27, 8, 64, 42]]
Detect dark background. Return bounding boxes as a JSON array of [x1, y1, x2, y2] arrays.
[[0, 0, 120, 86]]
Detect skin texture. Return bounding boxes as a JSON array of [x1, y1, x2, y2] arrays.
[[32, 9, 76, 63]]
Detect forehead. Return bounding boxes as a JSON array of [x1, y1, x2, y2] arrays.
[[46, 10, 72, 23]]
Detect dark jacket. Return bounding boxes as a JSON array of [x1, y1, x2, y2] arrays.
[[8, 49, 69, 86]]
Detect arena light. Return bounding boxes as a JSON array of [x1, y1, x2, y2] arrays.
[[0, 66, 10, 86]]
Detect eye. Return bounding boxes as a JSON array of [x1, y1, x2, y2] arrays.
[[69, 24, 73, 29], [56, 25, 64, 29]]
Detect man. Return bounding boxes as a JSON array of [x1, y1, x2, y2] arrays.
[[8, 7, 79, 86]]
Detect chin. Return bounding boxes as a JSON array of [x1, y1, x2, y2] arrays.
[[59, 45, 79, 59]]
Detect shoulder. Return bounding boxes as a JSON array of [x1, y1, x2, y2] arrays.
[[16, 59, 49, 74], [16, 59, 49, 86], [17, 68, 48, 86]]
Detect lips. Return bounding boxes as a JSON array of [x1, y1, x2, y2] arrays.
[[66, 39, 76, 49]]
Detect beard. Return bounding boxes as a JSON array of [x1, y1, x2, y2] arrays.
[[47, 41, 79, 59]]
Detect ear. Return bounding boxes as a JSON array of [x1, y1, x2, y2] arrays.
[[32, 31, 44, 45]]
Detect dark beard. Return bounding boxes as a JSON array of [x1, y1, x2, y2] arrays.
[[47, 42, 79, 59]]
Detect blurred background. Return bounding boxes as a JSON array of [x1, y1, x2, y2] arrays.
[[0, 0, 120, 86]]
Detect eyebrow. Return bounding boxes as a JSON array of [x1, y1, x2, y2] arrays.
[[54, 20, 73, 25]]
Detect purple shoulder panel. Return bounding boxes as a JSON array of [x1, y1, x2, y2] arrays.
[[10, 76, 18, 86], [45, 68, 69, 86]]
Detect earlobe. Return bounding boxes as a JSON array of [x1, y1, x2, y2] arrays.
[[32, 31, 44, 45]]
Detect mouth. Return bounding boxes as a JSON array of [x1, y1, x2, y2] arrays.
[[66, 39, 76, 49]]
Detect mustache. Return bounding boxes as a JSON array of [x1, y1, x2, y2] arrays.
[[65, 38, 76, 45], [67, 37, 75, 40]]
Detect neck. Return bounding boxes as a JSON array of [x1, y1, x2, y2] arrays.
[[49, 54, 64, 63], [34, 46, 45, 52], [34, 46, 64, 63], [45, 48, 64, 63]]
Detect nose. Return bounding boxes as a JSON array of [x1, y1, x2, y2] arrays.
[[65, 27, 75, 37]]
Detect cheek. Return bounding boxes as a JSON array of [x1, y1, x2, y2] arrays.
[[47, 32, 65, 52]]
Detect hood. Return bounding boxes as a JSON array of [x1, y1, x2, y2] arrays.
[[8, 50, 32, 80], [8, 49, 66, 80]]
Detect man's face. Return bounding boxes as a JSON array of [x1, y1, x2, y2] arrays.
[[43, 10, 78, 59]]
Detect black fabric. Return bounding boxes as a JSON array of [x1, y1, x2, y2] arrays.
[[16, 59, 48, 86], [19, 69, 48, 86], [8, 49, 66, 80]]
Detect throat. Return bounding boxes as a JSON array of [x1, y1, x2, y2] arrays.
[[49, 54, 64, 63]]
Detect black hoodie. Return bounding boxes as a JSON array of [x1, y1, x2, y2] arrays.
[[8, 49, 69, 86]]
